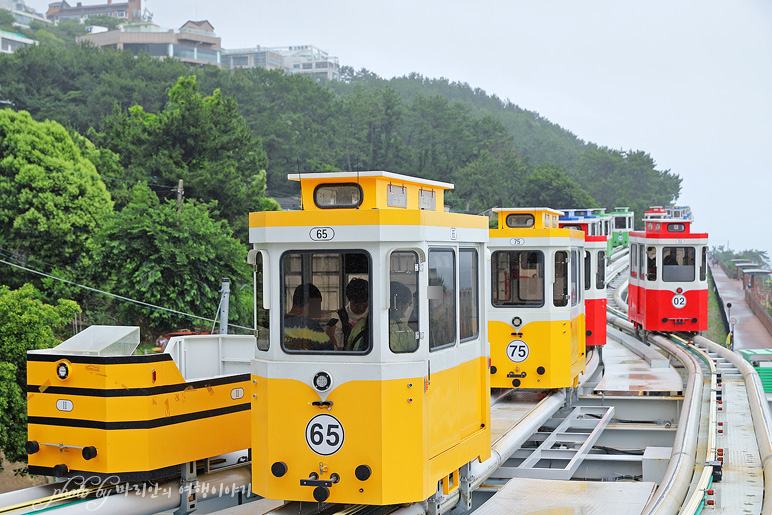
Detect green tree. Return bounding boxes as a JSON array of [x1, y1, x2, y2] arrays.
[[92, 76, 277, 237], [575, 147, 681, 223], [83, 15, 123, 31], [0, 284, 80, 467], [0, 109, 113, 289], [0, 9, 15, 31], [91, 184, 252, 336], [521, 165, 598, 208]]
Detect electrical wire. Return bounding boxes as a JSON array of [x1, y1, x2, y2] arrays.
[[0, 258, 253, 332]]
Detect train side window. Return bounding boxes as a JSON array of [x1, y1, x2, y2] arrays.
[[640, 245, 646, 280], [492, 251, 544, 307], [597, 251, 606, 290], [646, 246, 657, 281], [281, 250, 371, 354], [255, 252, 270, 351], [584, 251, 591, 291], [631, 243, 637, 277], [700, 247, 707, 281], [571, 250, 580, 306], [554, 251, 568, 307], [390, 251, 419, 354], [662, 246, 696, 282], [429, 249, 456, 351], [459, 249, 479, 341]]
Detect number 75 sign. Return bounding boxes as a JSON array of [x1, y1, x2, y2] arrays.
[[506, 340, 530, 363]]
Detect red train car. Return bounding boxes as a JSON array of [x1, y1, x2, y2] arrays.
[[628, 207, 709, 335], [559, 210, 608, 347]]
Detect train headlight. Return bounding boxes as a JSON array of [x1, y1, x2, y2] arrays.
[[56, 363, 69, 380], [511, 317, 522, 328], [313, 371, 332, 392]]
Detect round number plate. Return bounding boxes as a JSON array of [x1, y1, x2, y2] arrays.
[[305, 414, 345, 456], [506, 340, 530, 363], [309, 227, 335, 241], [671, 294, 687, 309]]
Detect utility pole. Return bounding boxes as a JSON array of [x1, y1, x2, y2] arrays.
[[176, 179, 184, 215], [219, 278, 230, 335]]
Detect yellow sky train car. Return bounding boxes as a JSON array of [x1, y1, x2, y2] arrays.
[[249, 172, 491, 506], [487, 208, 586, 389], [26, 327, 253, 482]]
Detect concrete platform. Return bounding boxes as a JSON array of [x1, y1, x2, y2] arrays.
[[594, 340, 683, 395], [474, 477, 656, 514], [490, 390, 549, 446], [711, 263, 772, 350]]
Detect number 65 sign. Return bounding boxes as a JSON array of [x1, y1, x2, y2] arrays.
[[305, 414, 345, 456]]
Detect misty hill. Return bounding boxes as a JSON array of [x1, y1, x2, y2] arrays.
[[0, 18, 681, 217]]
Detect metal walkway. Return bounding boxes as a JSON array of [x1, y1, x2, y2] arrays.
[[499, 405, 614, 480], [711, 263, 772, 351], [693, 340, 764, 513]]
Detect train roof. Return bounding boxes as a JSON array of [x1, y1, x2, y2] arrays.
[[491, 207, 566, 231], [492, 207, 564, 216], [283, 171, 455, 213], [288, 171, 453, 190]]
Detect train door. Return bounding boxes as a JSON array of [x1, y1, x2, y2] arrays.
[[426, 247, 461, 458], [627, 243, 643, 320]]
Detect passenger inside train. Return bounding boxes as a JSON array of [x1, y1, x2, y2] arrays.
[[389, 280, 417, 353], [282, 250, 372, 353], [283, 283, 334, 351], [327, 278, 369, 351]]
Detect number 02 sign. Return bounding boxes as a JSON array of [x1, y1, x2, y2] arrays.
[[305, 414, 345, 456]]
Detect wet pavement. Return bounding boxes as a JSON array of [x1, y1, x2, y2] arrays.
[[711, 263, 772, 350]]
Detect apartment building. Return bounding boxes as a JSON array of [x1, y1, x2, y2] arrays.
[[77, 19, 221, 67], [46, 0, 141, 23]]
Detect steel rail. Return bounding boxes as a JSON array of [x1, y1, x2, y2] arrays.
[[607, 314, 703, 515], [667, 333, 717, 515]]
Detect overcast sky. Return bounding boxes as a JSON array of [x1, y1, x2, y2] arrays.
[[28, 0, 772, 260]]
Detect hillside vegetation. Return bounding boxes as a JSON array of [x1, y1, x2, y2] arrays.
[[0, 19, 682, 337]]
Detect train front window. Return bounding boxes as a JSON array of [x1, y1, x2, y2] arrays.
[[615, 216, 627, 230], [492, 251, 544, 307], [281, 250, 371, 354], [554, 251, 568, 307], [429, 249, 456, 350], [662, 246, 696, 282], [390, 251, 419, 354]]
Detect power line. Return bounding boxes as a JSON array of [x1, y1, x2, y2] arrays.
[[0, 258, 253, 332]]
